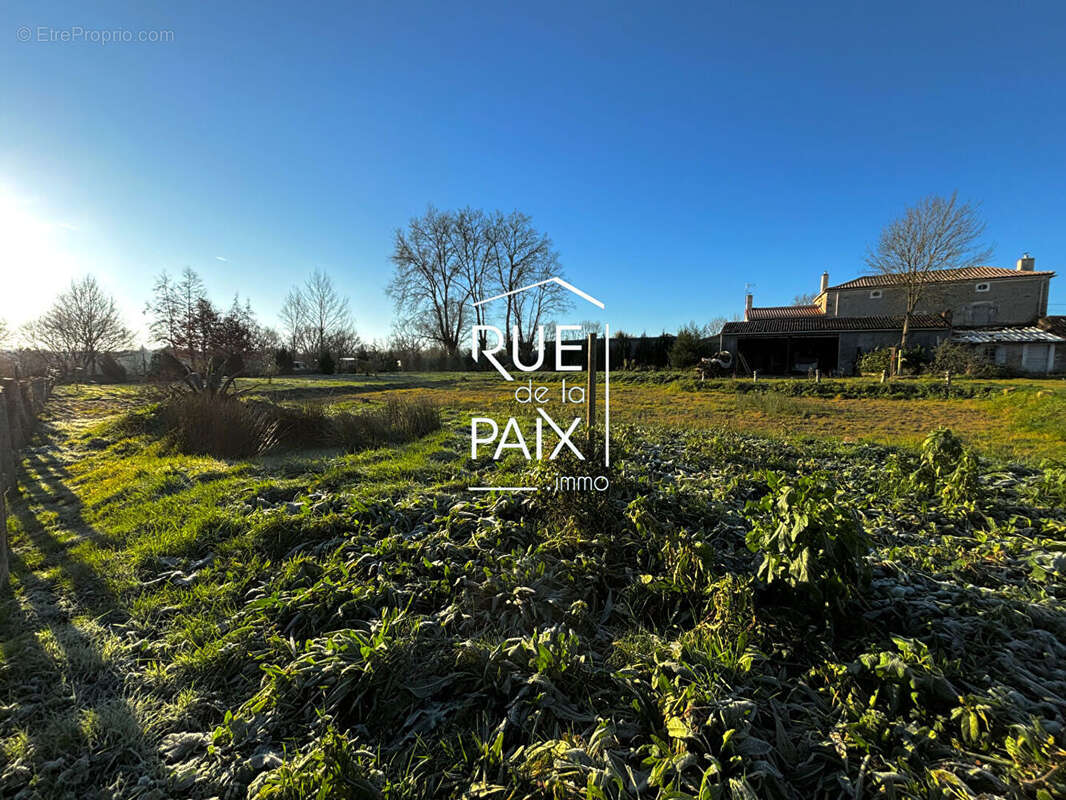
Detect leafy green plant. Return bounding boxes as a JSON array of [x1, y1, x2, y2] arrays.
[[913, 427, 982, 511], [930, 340, 977, 375], [744, 472, 870, 610], [255, 726, 381, 799], [857, 348, 891, 376], [1033, 467, 1066, 508]]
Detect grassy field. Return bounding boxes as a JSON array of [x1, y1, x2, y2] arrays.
[[240, 371, 1066, 463], [1, 377, 1064, 798]]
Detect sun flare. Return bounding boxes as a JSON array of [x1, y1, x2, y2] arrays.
[[0, 186, 81, 329]]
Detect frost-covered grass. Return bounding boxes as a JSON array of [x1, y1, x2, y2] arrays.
[[0, 384, 1064, 798]]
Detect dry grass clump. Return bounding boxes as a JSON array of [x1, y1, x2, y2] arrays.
[[154, 393, 440, 457]]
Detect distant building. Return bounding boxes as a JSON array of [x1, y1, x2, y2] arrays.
[[719, 254, 1064, 375]]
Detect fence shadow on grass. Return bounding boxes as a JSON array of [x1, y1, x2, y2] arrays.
[[0, 437, 165, 795]]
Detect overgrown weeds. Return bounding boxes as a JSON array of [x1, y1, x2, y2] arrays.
[[744, 471, 870, 611], [142, 394, 441, 457], [6, 385, 1066, 799]]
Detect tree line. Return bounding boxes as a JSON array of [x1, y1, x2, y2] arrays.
[[388, 206, 571, 358], [0, 192, 989, 379]]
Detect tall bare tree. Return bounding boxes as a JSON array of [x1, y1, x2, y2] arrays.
[[489, 210, 567, 348], [0, 318, 8, 349], [866, 191, 993, 348], [279, 288, 309, 354], [452, 208, 496, 354], [281, 270, 357, 358], [389, 206, 572, 360], [24, 275, 132, 375], [389, 207, 468, 357]]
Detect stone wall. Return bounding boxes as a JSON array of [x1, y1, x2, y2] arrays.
[[827, 275, 1051, 326]]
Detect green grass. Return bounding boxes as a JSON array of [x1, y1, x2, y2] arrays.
[[0, 383, 1064, 798]]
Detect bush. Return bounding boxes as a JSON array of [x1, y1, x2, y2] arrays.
[[857, 348, 891, 376], [324, 398, 441, 451], [152, 393, 442, 457], [99, 353, 128, 382], [274, 348, 295, 374], [859, 346, 929, 376], [745, 472, 869, 611], [158, 393, 280, 458], [930, 341, 976, 375], [913, 427, 981, 510], [317, 351, 336, 375], [668, 324, 705, 368]]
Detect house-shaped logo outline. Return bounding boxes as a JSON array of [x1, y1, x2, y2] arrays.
[[474, 276, 605, 309]]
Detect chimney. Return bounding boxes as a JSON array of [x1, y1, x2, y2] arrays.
[[1017, 253, 1035, 271], [745, 293, 753, 320], [820, 271, 829, 294]]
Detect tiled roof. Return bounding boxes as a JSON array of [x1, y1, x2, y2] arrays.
[[722, 315, 950, 335], [1038, 316, 1066, 338], [746, 305, 822, 320], [828, 266, 1054, 290], [951, 327, 1066, 345]]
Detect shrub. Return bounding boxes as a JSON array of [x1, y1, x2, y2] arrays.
[[274, 348, 295, 374], [158, 393, 280, 458], [317, 351, 336, 375], [325, 398, 441, 451], [744, 472, 869, 611], [899, 345, 931, 374], [912, 427, 981, 511], [99, 353, 128, 382], [152, 394, 441, 457], [857, 348, 891, 376], [668, 324, 705, 368], [930, 341, 976, 375]]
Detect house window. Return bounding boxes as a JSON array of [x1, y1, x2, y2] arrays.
[[976, 282, 990, 292], [995, 346, 1007, 366], [869, 289, 883, 299], [981, 345, 997, 363]]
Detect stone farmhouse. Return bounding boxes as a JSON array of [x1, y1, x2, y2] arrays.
[[719, 254, 1064, 376]]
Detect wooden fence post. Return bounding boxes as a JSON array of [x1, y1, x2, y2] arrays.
[[586, 333, 597, 444], [0, 388, 8, 589], [0, 484, 7, 588], [0, 390, 13, 492], [0, 380, 23, 450]]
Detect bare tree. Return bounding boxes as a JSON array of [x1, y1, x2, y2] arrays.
[[0, 318, 8, 349], [389, 207, 468, 357], [280, 270, 357, 359], [303, 269, 355, 356], [866, 191, 993, 348], [279, 288, 309, 354], [24, 275, 132, 375], [452, 207, 496, 354], [489, 210, 568, 348], [389, 206, 571, 360], [704, 315, 741, 338], [578, 320, 603, 338], [792, 292, 817, 306]]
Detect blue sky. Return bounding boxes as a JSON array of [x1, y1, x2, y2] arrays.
[[2, 0, 1064, 343]]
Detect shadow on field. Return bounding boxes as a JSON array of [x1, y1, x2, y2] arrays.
[[0, 438, 164, 794]]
